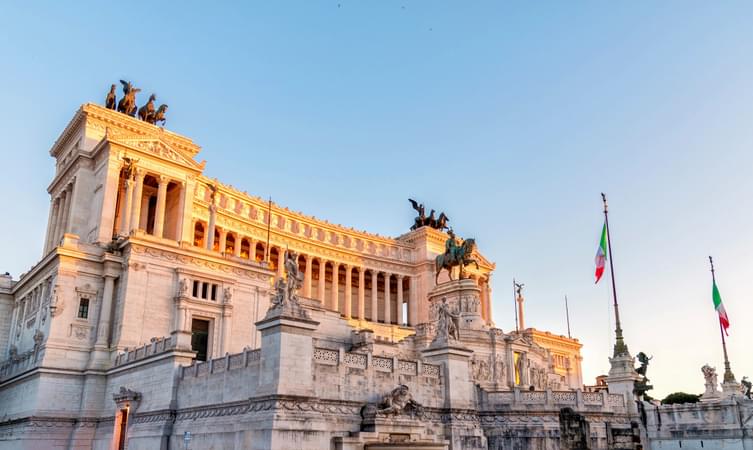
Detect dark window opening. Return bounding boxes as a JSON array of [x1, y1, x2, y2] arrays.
[[77, 298, 89, 319], [117, 408, 129, 450], [211, 284, 217, 301], [146, 196, 157, 235], [192, 280, 199, 297], [201, 282, 208, 299], [191, 318, 210, 361]]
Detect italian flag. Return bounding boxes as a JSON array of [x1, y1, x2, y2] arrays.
[[712, 280, 730, 335], [594, 221, 607, 284]]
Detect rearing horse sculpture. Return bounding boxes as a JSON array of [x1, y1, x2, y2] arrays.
[[435, 238, 479, 283], [117, 80, 140, 116]]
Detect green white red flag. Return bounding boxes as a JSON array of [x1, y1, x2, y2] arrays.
[[594, 221, 607, 283], [712, 280, 730, 335]]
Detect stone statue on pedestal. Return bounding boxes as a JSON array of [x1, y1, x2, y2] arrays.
[[266, 250, 308, 319], [633, 352, 653, 396], [434, 297, 461, 343], [699, 364, 721, 402]]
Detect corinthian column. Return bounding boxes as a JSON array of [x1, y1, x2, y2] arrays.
[[318, 259, 326, 303], [344, 265, 352, 319], [129, 169, 145, 233], [207, 204, 217, 250], [331, 262, 340, 312], [396, 275, 404, 326], [153, 175, 169, 238], [384, 273, 391, 324], [485, 275, 493, 325], [119, 178, 134, 236], [303, 255, 312, 298], [371, 270, 379, 322], [357, 267, 365, 320]]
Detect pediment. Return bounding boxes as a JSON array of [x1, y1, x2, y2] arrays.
[[111, 136, 205, 171]]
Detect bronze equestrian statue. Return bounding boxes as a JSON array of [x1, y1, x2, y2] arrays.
[[435, 229, 479, 283], [105, 84, 117, 110], [117, 80, 140, 116], [151, 104, 168, 125], [138, 94, 156, 122]]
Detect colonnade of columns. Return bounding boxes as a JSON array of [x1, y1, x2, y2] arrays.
[[116, 169, 186, 240], [44, 180, 75, 254], [192, 219, 417, 326]]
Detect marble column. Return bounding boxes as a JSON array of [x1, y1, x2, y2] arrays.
[[303, 254, 312, 298], [477, 278, 486, 321], [357, 267, 365, 320], [331, 262, 340, 311], [153, 175, 169, 238], [234, 234, 242, 257], [371, 270, 379, 322], [175, 180, 187, 241], [408, 277, 417, 326], [207, 205, 216, 250], [119, 178, 133, 236], [94, 273, 117, 349], [318, 259, 326, 303], [129, 169, 145, 234], [45, 198, 60, 252], [396, 275, 404, 326], [219, 229, 228, 254], [276, 248, 285, 278], [52, 195, 64, 247], [344, 265, 352, 319], [384, 273, 391, 324], [61, 183, 73, 237], [484, 276, 493, 325]]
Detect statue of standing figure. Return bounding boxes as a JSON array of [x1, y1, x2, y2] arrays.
[[435, 297, 461, 342], [284, 250, 302, 299]]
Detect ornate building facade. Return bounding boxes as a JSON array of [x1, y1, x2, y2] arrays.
[[0, 103, 638, 450]]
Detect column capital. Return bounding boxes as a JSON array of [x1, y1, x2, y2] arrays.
[[157, 174, 170, 185], [134, 168, 146, 180], [396, 274, 405, 280]]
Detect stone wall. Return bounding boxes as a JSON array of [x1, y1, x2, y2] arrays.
[[643, 399, 753, 450]]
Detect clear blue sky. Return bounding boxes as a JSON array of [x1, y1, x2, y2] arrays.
[[1, 2, 751, 398]]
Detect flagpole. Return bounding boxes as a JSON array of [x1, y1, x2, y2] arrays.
[[513, 277, 519, 332], [709, 256, 735, 383], [602, 193, 628, 357], [565, 295, 571, 339]]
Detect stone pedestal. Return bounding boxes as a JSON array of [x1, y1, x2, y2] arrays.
[[422, 342, 487, 450], [606, 353, 641, 414], [255, 312, 320, 397], [428, 279, 486, 332], [721, 380, 742, 399]]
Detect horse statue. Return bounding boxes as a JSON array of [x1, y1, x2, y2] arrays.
[[137, 94, 156, 122], [436, 212, 450, 231], [435, 237, 479, 283], [105, 84, 117, 110], [117, 80, 140, 116], [409, 198, 426, 230], [151, 104, 168, 125]]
